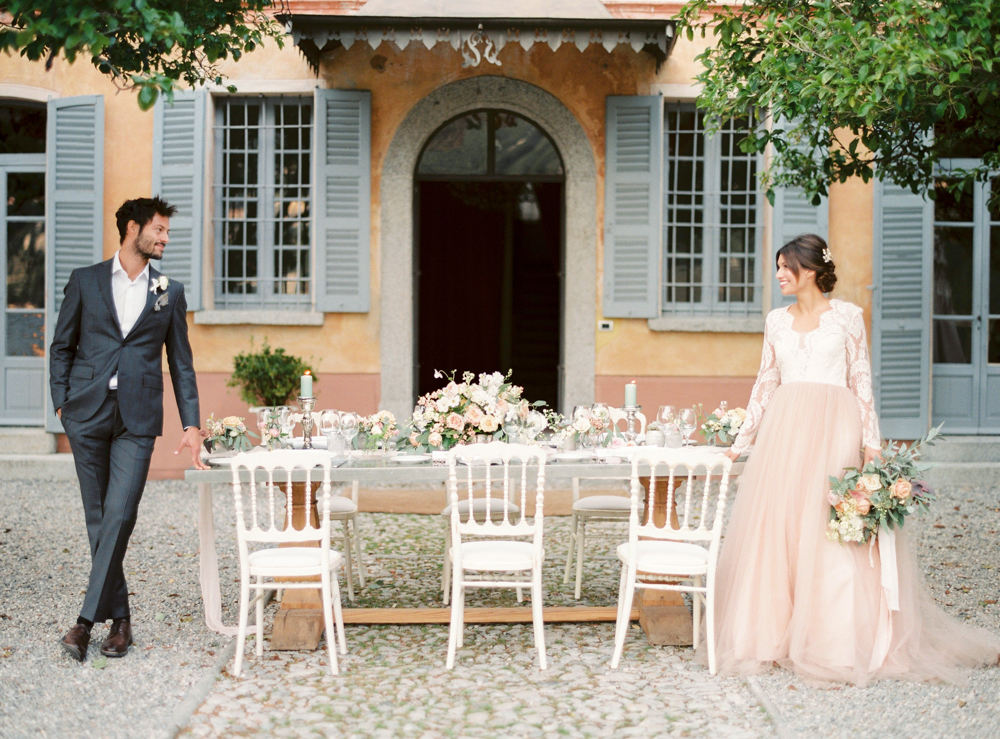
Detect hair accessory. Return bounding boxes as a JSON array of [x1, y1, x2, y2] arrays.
[[822, 247, 833, 264]]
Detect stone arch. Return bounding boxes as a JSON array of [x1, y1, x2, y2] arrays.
[[379, 75, 597, 418]]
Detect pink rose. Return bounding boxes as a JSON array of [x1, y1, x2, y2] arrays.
[[855, 497, 871, 515], [409, 433, 419, 447], [892, 479, 912, 500], [446, 413, 464, 431], [827, 490, 841, 506], [465, 405, 484, 425], [480, 415, 499, 433], [428, 431, 443, 447]]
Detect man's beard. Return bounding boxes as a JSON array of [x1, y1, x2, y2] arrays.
[[134, 230, 161, 260]]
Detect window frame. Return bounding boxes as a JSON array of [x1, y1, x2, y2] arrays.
[[211, 94, 314, 311], [658, 102, 764, 323]]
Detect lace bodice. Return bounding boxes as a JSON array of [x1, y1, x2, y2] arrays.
[[731, 299, 882, 456]]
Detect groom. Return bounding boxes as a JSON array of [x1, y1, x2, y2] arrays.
[[49, 196, 209, 662]]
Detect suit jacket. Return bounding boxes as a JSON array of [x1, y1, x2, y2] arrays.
[[49, 257, 200, 437]]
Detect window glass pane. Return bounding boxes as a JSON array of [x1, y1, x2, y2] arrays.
[[991, 224, 1000, 315], [933, 320, 973, 363], [6, 221, 45, 309], [7, 173, 45, 216], [493, 112, 562, 176], [663, 108, 707, 306], [718, 117, 757, 305], [934, 179, 974, 222], [992, 178, 999, 222], [933, 226, 974, 315], [417, 113, 488, 175], [990, 320, 1000, 364], [5, 312, 44, 357], [0, 104, 45, 154]]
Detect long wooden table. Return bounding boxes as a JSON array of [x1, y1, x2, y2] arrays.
[[186, 455, 743, 648]]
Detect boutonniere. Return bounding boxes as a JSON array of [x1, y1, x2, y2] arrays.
[[150, 275, 169, 294]]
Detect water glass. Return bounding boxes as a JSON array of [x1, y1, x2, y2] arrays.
[[657, 405, 677, 431], [340, 412, 359, 450], [525, 410, 547, 443], [256, 407, 273, 439], [679, 408, 697, 446]]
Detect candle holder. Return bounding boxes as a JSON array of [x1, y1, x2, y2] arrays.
[[620, 404, 642, 443], [298, 396, 317, 449]]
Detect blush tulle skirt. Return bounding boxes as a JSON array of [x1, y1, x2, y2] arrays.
[[712, 382, 999, 685]]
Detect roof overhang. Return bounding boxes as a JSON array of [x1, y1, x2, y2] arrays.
[[281, 13, 676, 72]]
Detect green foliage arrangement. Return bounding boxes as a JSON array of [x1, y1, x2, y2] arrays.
[[678, 0, 1000, 207], [0, 0, 285, 110], [227, 341, 315, 408]]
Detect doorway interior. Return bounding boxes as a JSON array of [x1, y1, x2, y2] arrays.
[[415, 109, 564, 408]]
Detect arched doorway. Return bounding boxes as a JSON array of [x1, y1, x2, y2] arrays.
[[415, 109, 564, 406]]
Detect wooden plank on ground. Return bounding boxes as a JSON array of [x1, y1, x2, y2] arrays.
[[340, 606, 639, 625]]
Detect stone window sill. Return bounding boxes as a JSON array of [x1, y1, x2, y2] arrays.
[[648, 315, 765, 333], [194, 310, 324, 326]]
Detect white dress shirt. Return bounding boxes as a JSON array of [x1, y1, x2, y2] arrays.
[[109, 251, 150, 390]]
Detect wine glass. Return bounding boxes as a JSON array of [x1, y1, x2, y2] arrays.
[[278, 406, 296, 447], [571, 405, 589, 421], [525, 410, 547, 443], [340, 412, 359, 451], [256, 407, 273, 440], [657, 404, 676, 429], [320, 410, 342, 453], [679, 408, 697, 446]]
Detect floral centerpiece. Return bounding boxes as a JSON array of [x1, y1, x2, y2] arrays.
[[405, 370, 541, 451], [699, 405, 747, 446], [827, 426, 941, 544], [359, 410, 398, 452], [204, 414, 257, 453], [257, 411, 288, 451], [553, 405, 617, 447]]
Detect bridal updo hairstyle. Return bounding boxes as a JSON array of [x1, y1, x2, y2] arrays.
[[776, 233, 837, 293]]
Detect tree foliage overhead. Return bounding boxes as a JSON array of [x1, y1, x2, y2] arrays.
[[0, 0, 286, 109], [678, 0, 1000, 205]]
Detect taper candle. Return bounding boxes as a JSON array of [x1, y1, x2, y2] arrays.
[[300, 371, 313, 398]]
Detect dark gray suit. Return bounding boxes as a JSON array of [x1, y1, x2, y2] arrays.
[[50, 257, 200, 622]]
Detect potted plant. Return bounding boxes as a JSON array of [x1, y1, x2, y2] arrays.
[[227, 340, 317, 409]]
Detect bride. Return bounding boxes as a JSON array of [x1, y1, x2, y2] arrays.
[[715, 234, 999, 684]]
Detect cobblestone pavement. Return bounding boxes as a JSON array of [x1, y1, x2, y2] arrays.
[[2, 479, 999, 739]]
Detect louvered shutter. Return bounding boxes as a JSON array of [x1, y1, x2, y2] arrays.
[[152, 89, 206, 309], [602, 95, 663, 318], [315, 89, 371, 312], [871, 180, 933, 439], [45, 95, 105, 431]]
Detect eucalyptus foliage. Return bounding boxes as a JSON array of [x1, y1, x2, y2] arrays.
[[0, 0, 286, 109], [678, 0, 1000, 205]]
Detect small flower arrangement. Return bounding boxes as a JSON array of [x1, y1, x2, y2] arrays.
[[359, 410, 398, 451], [405, 370, 542, 451], [699, 404, 747, 445], [204, 414, 257, 453], [826, 426, 941, 544], [258, 411, 287, 451], [553, 405, 617, 447]]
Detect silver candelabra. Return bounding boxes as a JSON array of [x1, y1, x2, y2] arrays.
[[298, 396, 316, 449], [620, 405, 642, 442]]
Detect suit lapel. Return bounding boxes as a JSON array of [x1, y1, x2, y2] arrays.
[[97, 258, 125, 339], [128, 264, 161, 336]]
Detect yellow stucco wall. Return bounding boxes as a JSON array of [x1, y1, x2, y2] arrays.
[[2, 28, 875, 383]]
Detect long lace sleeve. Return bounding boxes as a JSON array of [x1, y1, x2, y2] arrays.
[[845, 305, 882, 449], [731, 313, 781, 457]]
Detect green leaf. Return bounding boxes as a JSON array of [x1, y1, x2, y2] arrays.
[[92, 656, 108, 669]]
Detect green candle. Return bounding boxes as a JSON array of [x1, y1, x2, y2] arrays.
[[625, 381, 637, 407], [300, 371, 313, 398]]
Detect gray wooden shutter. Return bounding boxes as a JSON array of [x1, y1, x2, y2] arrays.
[[871, 180, 933, 439], [602, 95, 663, 318], [152, 89, 206, 310], [45, 95, 105, 432], [770, 188, 828, 309], [315, 89, 371, 312]]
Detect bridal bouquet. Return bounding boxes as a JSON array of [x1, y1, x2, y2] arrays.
[[405, 369, 539, 450], [204, 414, 258, 453], [826, 426, 941, 544], [699, 405, 747, 445]]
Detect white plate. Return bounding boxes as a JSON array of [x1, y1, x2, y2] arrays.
[[551, 450, 594, 462], [390, 454, 431, 464]]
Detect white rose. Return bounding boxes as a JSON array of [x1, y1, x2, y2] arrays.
[[573, 416, 590, 433], [480, 415, 499, 433]]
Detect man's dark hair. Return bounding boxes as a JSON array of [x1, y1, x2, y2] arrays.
[[115, 196, 178, 244]]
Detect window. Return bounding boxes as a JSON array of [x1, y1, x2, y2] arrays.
[[661, 105, 762, 317], [214, 97, 312, 309]]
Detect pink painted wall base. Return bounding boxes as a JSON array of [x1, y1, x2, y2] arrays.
[[595, 376, 756, 419]]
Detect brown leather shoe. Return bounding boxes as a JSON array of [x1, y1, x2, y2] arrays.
[[100, 618, 133, 658], [60, 624, 91, 662]]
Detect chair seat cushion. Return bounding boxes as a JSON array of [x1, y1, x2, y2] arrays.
[[573, 495, 644, 512], [616, 540, 709, 576], [456, 540, 536, 572], [248, 546, 342, 573], [441, 498, 521, 517], [324, 496, 358, 514]]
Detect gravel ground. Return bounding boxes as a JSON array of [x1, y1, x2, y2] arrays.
[[1, 478, 998, 739]]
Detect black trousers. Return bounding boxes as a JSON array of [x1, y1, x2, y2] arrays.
[[62, 391, 156, 622]]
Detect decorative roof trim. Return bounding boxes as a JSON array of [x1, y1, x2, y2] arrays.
[[281, 15, 676, 71]]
